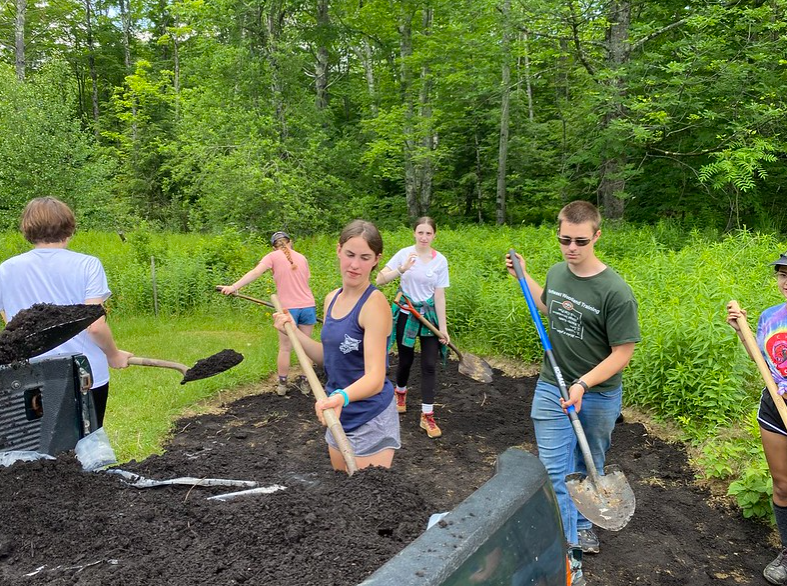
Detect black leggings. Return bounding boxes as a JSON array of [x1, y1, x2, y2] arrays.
[[91, 383, 109, 428], [395, 314, 440, 404]]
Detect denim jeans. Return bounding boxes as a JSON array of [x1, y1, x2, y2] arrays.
[[531, 378, 622, 545]]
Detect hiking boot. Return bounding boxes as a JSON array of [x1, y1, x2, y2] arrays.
[[395, 388, 407, 413], [764, 549, 787, 585], [276, 382, 288, 396], [297, 376, 311, 396], [578, 528, 600, 554], [570, 547, 586, 586], [420, 412, 442, 438]]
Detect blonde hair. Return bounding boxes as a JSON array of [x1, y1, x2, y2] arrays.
[[273, 237, 297, 270]]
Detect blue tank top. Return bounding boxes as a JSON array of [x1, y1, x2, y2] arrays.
[[322, 285, 393, 432]]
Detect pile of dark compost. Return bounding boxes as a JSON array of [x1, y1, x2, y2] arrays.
[[0, 303, 104, 365], [0, 356, 777, 585], [181, 349, 244, 384]]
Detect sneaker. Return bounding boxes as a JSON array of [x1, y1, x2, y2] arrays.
[[395, 388, 407, 413], [420, 412, 442, 438], [765, 549, 787, 585], [569, 547, 586, 586], [276, 382, 288, 396], [297, 376, 311, 396], [578, 528, 600, 554]]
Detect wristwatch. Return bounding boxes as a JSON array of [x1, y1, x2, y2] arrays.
[[572, 379, 589, 392]]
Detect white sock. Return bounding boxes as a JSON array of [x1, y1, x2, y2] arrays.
[[422, 404, 433, 414]]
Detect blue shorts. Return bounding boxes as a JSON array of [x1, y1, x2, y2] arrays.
[[288, 306, 317, 326]]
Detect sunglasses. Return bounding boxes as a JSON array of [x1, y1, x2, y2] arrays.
[[556, 235, 593, 247]]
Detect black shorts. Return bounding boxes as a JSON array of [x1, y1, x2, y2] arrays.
[[758, 388, 787, 437]]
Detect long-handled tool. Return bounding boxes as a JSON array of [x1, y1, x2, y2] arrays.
[[215, 286, 323, 323], [393, 292, 493, 384], [128, 349, 243, 385], [270, 294, 358, 475], [729, 299, 787, 428], [509, 249, 635, 531]]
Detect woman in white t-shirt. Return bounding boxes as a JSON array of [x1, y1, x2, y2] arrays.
[[376, 217, 449, 438]]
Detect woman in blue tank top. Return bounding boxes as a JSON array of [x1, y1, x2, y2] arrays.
[[273, 220, 400, 471]]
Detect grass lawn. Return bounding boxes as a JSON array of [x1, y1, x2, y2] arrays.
[[104, 314, 279, 462]]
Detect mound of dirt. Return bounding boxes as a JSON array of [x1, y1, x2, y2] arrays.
[[0, 303, 105, 365], [0, 356, 777, 585]]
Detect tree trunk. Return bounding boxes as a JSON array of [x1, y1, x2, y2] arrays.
[[521, 30, 534, 123], [596, 0, 630, 220], [173, 34, 180, 119], [85, 0, 100, 137], [416, 7, 434, 216], [315, 0, 330, 110], [399, 10, 418, 220], [495, 0, 511, 225], [475, 131, 484, 223], [15, 0, 25, 81], [266, 5, 288, 142]]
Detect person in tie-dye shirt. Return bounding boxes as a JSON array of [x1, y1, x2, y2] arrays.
[[727, 252, 787, 586]]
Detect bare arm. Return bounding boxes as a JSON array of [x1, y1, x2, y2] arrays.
[[562, 342, 636, 411], [219, 261, 270, 294], [505, 252, 547, 314], [434, 287, 450, 344], [272, 293, 329, 366], [84, 298, 132, 368], [727, 303, 759, 362], [348, 289, 393, 401]]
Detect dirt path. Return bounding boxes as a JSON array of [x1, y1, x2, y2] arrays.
[[0, 357, 776, 585]]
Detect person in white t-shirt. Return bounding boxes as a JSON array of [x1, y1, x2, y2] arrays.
[[0, 197, 132, 427], [376, 217, 449, 438]]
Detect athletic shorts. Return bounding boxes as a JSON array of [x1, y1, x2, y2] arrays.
[[758, 388, 787, 437], [325, 395, 401, 457], [288, 306, 317, 326]]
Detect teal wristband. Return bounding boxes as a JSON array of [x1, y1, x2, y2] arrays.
[[330, 388, 350, 407]]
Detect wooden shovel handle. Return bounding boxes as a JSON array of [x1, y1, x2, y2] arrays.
[[729, 300, 787, 428], [393, 292, 461, 359], [214, 286, 275, 308], [128, 356, 188, 375], [270, 294, 358, 475]]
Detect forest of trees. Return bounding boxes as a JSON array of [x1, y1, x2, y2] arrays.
[[1, 0, 786, 234]]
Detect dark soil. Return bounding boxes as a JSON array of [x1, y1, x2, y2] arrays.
[[182, 349, 245, 384], [0, 356, 777, 586], [0, 303, 105, 365]]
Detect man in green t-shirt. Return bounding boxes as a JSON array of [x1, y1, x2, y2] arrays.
[[507, 201, 640, 585]]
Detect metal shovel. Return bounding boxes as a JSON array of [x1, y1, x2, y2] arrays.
[[393, 292, 493, 384], [128, 349, 243, 384], [509, 249, 635, 531]]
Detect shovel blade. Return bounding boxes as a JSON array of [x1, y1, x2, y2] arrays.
[[566, 464, 635, 531], [457, 354, 493, 384]]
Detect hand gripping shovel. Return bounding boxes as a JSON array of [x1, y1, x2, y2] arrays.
[[270, 294, 358, 475], [128, 349, 244, 384], [215, 286, 323, 323], [729, 300, 787, 428], [509, 249, 635, 531], [393, 292, 493, 384]]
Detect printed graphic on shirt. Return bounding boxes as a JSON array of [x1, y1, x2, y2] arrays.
[[547, 290, 601, 341], [339, 334, 361, 354], [766, 331, 787, 377]]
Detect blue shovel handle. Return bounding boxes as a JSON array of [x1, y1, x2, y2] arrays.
[[508, 249, 577, 420]]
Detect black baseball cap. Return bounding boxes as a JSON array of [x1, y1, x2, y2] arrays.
[[270, 231, 290, 246], [769, 252, 787, 267]]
